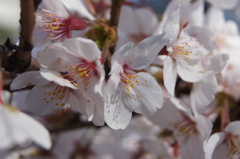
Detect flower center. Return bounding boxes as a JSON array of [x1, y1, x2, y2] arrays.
[[120, 67, 149, 100], [172, 37, 200, 66], [227, 134, 240, 157], [36, 9, 88, 41], [60, 60, 97, 91], [174, 119, 196, 137], [43, 84, 70, 112]]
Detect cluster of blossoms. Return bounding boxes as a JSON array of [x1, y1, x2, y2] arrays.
[[1, 0, 240, 158]]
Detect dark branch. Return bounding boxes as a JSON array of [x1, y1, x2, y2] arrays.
[[0, 0, 40, 73], [109, 0, 125, 27]]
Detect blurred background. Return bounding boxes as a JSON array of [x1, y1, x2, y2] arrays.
[[0, 0, 20, 44]]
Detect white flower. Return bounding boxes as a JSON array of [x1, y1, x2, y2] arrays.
[[0, 104, 51, 150], [149, 97, 212, 159], [34, 0, 95, 46], [11, 38, 105, 126], [190, 53, 229, 109], [205, 121, 240, 159], [104, 33, 167, 129], [159, 7, 215, 96], [206, 7, 240, 101]]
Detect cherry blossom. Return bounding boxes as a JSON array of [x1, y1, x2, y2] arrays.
[[11, 38, 105, 126], [206, 7, 240, 101], [149, 97, 212, 159], [205, 121, 240, 159], [104, 33, 167, 129], [158, 6, 215, 96], [0, 74, 51, 151], [34, 0, 95, 46]]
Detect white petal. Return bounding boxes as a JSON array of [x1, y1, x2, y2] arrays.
[[10, 71, 45, 90], [195, 114, 213, 141], [206, 7, 225, 32], [163, 56, 177, 96], [205, 133, 229, 159], [177, 60, 204, 82], [39, 0, 68, 17], [104, 86, 132, 129], [40, 68, 77, 89], [162, 5, 180, 46], [178, 133, 205, 159], [127, 33, 167, 70], [105, 62, 122, 93], [61, 0, 95, 21], [191, 74, 217, 108], [118, 6, 141, 35], [62, 38, 101, 61], [148, 98, 185, 129], [208, 53, 229, 74], [123, 72, 163, 115], [225, 121, 240, 135], [184, 26, 215, 51], [112, 42, 134, 66], [68, 89, 87, 114], [135, 7, 158, 35], [0, 105, 51, 150]]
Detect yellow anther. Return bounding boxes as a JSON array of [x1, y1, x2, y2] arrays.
[[79, 73, 84, 76], [61, 103, 64, 107], [85, 74, 89, 77], [71, 65, 76, 68], [130, 83, 135, 88], [137, 94, 141, 97]]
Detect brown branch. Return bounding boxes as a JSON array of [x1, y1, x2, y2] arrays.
[[48, 121, 100, 133], [0, 0, 39, 73], [109, 0, 125, 27], [17, 0, 35, 72]]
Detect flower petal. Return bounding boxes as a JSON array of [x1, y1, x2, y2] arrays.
[[40, 68, 77, 89], [0, 105, 51, 150], [123, 72, 163, 116], [163, 56, 177, 96], [112, 42, 134, 66], [191, 74, 217, 108], [177, 60, 204, 82], [162, 5, 180, 46], [10, 71, 45, 90], [62, 37, 101, 61], [205, 133, 228, 159], [126, 33, 167, 70], [225, 121, 240, 135], [61, 0, 95, 21], [104, 86, 132, 130], [208, 53, 229, 74]]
